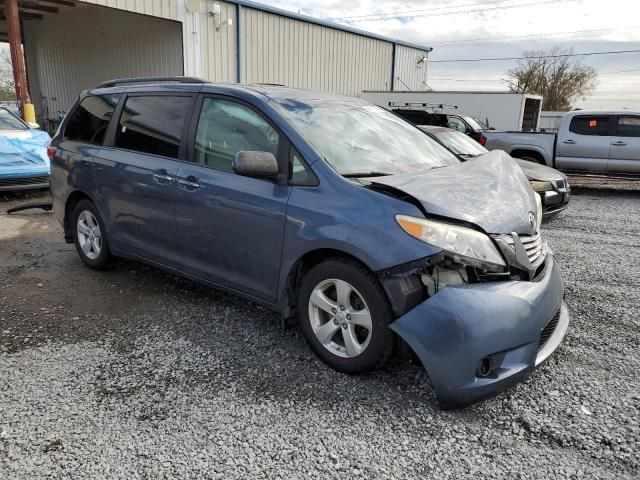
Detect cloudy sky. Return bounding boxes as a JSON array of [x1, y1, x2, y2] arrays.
[[263, 0, 640, 109]]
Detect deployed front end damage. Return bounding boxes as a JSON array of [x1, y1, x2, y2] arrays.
[[372, 154, 569, 408], [385, 255, 567, 408]]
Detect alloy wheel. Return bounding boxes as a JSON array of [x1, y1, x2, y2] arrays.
[[308, 278, 373, 358]]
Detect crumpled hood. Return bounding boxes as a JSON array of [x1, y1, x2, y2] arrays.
[[0, 129, 51, 178], [514, 158, 563, 182], [370, 150, 538, 235]]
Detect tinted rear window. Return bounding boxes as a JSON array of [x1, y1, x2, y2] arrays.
[[64, 94, 121, 144], [569, 115, 610, 136], [114, 95, 192, 159], [617, 116, 640, 137]]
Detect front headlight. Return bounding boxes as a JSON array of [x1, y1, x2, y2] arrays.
[[534, 192, 543, 230], [530, 180, 553, 192], [396, 215, 506, 270]]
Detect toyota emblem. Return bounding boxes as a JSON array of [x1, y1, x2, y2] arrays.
[[528, 212, 536, 231]]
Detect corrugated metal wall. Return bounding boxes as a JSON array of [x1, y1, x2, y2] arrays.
[[23, 4, 183, 119], [78, 0, 237, 83], [23, 0, 432, 121], [393, 45, 429, 91], [241, 7, 393, 96]]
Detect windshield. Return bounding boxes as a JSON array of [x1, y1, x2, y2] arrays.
[[273, 99, 459, 176], [463, 116, 487, 131], [432, 129, 488, 157], [0, 109, 27, 130]]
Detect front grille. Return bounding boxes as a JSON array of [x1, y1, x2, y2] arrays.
[[0, 175, 49, 188], [538, 309, 561, 351], [503, 232, 546, 269]]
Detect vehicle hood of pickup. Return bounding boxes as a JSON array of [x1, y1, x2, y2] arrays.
[[515, 158, 564, 182], [368, 150, 538, 235]]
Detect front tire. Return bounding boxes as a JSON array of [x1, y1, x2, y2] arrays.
[[298, 258, 395, 374], [71, 199, 112, 270]]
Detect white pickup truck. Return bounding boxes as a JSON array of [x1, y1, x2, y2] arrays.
[[483, 110, 640, 175]]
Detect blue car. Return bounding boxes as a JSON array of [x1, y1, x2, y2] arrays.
[[0, 107, 51, 191], [49, 78, 569, 408]]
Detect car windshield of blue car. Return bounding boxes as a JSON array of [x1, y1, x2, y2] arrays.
[[274, 99, 460, 176], [0, 109, 28, 130]]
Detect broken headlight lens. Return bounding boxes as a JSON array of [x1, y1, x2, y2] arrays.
[[395, 215, 506, 270]]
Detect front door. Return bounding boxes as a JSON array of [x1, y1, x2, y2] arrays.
[[94, 94, 194, 267], [174, 96, 290, 302], [555, 114, 612, 172], [607, 115, 640, 174]]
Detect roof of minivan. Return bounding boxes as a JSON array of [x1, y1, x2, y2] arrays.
[[91, 80, 367, 104]]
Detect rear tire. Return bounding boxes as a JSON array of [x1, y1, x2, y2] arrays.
[[297, 257, 395, 374], [71, 199, 112, 270]]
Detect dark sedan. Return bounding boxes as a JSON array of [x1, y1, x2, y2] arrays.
[[419, 125, 570, 218]]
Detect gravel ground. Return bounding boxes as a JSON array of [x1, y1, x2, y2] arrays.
[[1, 183, 639, 479]]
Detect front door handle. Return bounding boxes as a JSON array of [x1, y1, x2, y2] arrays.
[[612, 141, 627, 146], [178, 176, 200, 190], [153, 169, 174, 184], [563, 139, 576, 144]]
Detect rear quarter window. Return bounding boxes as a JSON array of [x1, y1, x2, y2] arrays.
[[568, 115, 610, 136], [64, 94, 121, 144]]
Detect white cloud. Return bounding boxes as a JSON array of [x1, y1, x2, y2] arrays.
[[262, 0, 640, 109]]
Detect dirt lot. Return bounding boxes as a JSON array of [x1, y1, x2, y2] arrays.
[[1, 180, 639, 479]]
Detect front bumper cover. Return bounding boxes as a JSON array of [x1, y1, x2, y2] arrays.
[[389, 255, 568, 408]]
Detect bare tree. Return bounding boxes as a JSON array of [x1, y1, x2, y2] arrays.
[[0, 47, 17, 100], [504, 47, 597, 111]]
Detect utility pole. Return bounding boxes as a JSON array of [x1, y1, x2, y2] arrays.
[[4, 0, 30, 116]]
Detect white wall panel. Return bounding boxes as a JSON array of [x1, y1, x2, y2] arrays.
[[394, 45, 429, 92], [23, 4, 183, 119], [241, 8, 393, 96]]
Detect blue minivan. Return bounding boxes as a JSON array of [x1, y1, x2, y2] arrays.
[[49, 77, 569, 407]]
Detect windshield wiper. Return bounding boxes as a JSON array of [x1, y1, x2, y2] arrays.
[[342, 171, 392, 178]]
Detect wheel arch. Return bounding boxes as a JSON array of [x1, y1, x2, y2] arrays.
[[63, 189, 97, 243], [510, 148, 546, 164], [281, 248, 379, 319]]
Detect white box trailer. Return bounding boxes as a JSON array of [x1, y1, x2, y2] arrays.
[[360, 91, 543, 131]]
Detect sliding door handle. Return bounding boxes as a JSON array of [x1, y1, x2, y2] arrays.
[[178, 176, 200, 190], [153, 169, 174, 183]]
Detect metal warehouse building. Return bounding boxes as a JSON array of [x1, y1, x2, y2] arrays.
[[7, 0, 432, 123]]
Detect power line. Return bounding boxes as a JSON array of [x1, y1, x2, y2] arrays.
[[430, 49, 640, 63], [429, 26, 640, 47], [600, 68, 640, 75], [334, 0, 516, 20], [333, 0, 578, 23]]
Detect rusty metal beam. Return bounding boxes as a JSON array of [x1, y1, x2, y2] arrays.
[[4, 0, 29, 109]]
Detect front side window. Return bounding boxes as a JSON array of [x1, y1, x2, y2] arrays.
[[193, 98, 280, 172], [448, 116, 467, 133], [569, 115, 610, 136], [114, 95, 192, 159], [616, 116, 640, 137], [64, 94, 121, 144], [274, 99, 459, 176]]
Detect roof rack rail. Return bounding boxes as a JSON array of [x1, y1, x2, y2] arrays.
[[96, 76, 208, 89], [389, 102, 458, 111]]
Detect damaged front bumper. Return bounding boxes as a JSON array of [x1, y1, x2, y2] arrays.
[[389, 255, 568, 408]]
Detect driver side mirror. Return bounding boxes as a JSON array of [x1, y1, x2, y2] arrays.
[[233, 151, 278, 180]]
